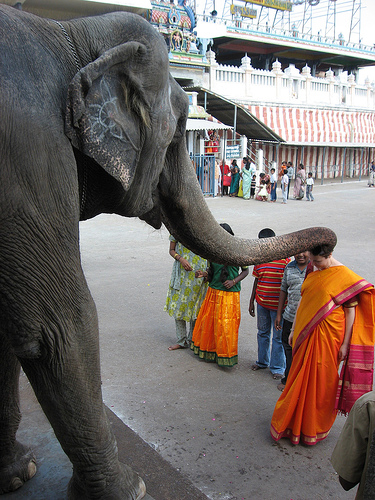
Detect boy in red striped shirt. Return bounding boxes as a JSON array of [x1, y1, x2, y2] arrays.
[[249, 228, 290, 379]]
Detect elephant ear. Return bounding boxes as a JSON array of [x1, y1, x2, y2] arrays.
[[65, 42, 150, 190]]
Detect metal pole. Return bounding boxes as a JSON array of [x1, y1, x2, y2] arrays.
[[334, 147, 338, 179], [359, 147, 364, 181], [233, 105, 237, 139], [221, 129, 227, 196], [301, 145, 304, 166], [342, 147, 346, 183]]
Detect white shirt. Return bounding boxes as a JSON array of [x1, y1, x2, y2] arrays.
[[281, 173, 289, 187]]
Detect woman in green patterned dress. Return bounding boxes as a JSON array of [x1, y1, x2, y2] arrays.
[[165, 235, 208, 350]]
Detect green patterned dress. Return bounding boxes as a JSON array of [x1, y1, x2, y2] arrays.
[[164, 236, 208, 322]]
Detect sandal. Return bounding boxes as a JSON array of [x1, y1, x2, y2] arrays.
[[277, 383, 285, 392], [272, 373, 284, 380]]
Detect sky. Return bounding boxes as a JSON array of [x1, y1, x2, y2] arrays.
[[193, 0, 375, 82]]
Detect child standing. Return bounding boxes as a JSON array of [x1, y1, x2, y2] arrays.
[[191, 223, 249, 367], [281, 169, 289, 204], [250, 174, 256, 198], [270, 168, 277, 202], [306, 172, 314, 201]]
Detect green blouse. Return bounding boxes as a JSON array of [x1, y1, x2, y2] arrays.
[[209, 262, 247, 292]]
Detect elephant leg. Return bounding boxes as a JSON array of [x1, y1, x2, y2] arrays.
[[0, 333, 36, 494], [19, 301, 145, 500]]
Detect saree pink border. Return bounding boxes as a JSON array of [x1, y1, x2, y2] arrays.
[[335, 344, 374, 414]]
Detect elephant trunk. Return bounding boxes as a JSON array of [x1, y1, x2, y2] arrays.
[[159, 141, 336, 266]]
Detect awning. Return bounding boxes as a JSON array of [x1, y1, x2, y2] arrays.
[[183, 87, 285, 143], [186, 118, 232, 131]]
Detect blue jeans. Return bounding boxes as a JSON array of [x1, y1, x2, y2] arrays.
[[270, 182, 277, 201], [256, 303, 286, 375], [306, 185, 314, 201]]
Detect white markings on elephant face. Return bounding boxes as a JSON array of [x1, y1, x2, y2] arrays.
[[88, 78, 124, 142]]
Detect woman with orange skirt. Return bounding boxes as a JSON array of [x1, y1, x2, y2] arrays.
[[191, 223, 249, 367], [270, 244, 375, 445]]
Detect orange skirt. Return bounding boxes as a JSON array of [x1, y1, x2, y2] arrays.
[[270, 307, 345, 445], [191, 287, 241, 367]]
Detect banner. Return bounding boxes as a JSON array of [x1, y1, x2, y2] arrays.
[[230, 5, 257, 18], [237, 0, 292, 12]]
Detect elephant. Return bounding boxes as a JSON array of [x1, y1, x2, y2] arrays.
[[0, 4, 337, 499]]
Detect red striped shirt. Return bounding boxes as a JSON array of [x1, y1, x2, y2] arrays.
[[253, 259, 290, 310]]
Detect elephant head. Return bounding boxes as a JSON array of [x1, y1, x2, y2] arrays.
[[65, 13, 336, 263]]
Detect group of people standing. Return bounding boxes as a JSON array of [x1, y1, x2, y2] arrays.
[[164, 228, 375, 473], [164, 225, 248, 366], [279, 161, 314, 203], [220, 158, 315, 203], [221, 157, 256, 199]]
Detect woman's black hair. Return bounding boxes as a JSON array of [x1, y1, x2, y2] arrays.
[[207, 223, 234, 283], [310, 244, 335, 258]]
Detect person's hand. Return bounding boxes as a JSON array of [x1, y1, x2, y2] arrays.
[[223, 279, 234, 289], [249, 302, 255, 317], [338, 343, 349, 362], [195, 270, 205, 278], [275, 315, 282, 330], [180, 258, 192, 272]]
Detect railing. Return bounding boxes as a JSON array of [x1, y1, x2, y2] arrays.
[[196, 14, 375, 54], [190, 154, 216, 196], [305, 163, 370, 183], [205, 55, 374, 109]]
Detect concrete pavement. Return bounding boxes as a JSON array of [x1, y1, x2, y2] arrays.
[[6, 178, 374, 499]]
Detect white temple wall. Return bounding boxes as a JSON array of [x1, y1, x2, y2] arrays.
[[205, 50, 375, 111]]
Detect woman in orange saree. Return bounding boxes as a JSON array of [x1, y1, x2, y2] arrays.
[[270, 244, 375, 446]]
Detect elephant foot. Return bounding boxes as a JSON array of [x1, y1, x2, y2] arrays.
[[68, 461, 146, 500], [0, 441, 37, 494]]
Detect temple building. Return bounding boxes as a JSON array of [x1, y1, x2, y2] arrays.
[[7, 0, 375, 193]]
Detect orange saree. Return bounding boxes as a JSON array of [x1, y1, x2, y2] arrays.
[[191, 287, 241, 367], [270, 266, 375, 445]]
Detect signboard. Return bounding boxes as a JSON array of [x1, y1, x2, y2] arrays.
[[237, 0, 292, 12], [226, 145, 241, 159], [230, 4, 257, 18]]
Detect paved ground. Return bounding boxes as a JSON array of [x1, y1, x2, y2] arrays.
[[6, 178, 375, 500]]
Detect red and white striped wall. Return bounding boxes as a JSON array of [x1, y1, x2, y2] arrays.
[[246, 105, 375, 177], [248, 105, 375, 145]]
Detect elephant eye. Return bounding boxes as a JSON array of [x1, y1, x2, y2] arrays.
[[174, 114, 186, 139]]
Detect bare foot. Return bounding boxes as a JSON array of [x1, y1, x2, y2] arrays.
[[251, 364, 266, 371], [168, 344, 188, 351], [277, 383, 285, 392]]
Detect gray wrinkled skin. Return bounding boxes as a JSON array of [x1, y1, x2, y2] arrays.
[[0, 5, 336, 499]]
